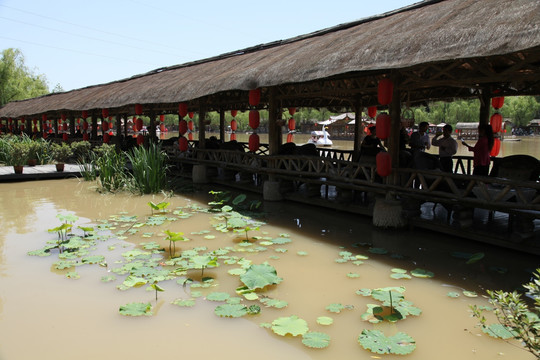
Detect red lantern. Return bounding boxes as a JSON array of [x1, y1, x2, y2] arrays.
[[42, 114, 47, 122], [230, 133, 237, 141], [178, 103, 188, 118], [102, 121, 108, 132], [248, 133, 260, 152], [135, 118, 143, 131], [33, 118, 37, 125], [490, 138, 501, 157], [83, 133, 89, 141], [62, 133, 69, 141], [288, 118, 295, 131], [375, 113, 391, 140], [491, 96, 504, 110], [63, 123, 68, 131], [230, 119, 237, 131], [102, 108, 109, 118], [188, 112, 194, 119], [231, 110, 238, 117], [286, 133, 294, 143], [160, 123, 166, 132], [249, 110, 260, 129], [103, 132, 110, 144], [249, 89, 261, 106], [490, 113, 503, 133], [376, 152, 392, 177], [33, 125, 38, 133], [83, 121, 89, 131], [377, 78, 393, 106], [178, 136, 188, 152], [76, 118, 80, 124], [82, 111, 88, 119], [188, 132, 193, 141], [43, 132, 48, 139], [20, 124, 24, 131], [179, 119, 188, 135], [288, 107, 296, 115], [160, 114, 165, 122], [368, 106, 377, 118], [61, 114, 66, 122], [135, 104, 143, 115], [137, 134, 144, 146], [188, 120, 194, 131]]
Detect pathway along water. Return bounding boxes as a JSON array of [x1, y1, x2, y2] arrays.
[[0, 179, 537, 359]]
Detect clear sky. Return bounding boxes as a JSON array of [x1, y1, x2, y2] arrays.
[[0, 0, 418, 92]]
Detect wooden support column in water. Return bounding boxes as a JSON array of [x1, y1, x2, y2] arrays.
[[268, 87, 281, 155], [389, 74, 401, 186], [198, 101, 206, 149], [69, 116, 75, 136], [148, 111, 157, 143], [219, 108, 225, 142], [91, 114, 98, 140], [353, 101, 363, 155]]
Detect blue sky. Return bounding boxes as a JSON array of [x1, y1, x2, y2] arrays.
[[0, 0, 417, 91]]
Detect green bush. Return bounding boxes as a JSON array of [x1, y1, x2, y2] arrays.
[[126, 143, 169, 194]]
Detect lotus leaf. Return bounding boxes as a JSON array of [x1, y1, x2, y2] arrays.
[[316, 316, 333, 325], [358, 329, 416, 355], [57, 213, 79, 223], [297, 251, 308, 256], [248, 305, 261, 315], [206, 292, 230, 301], [271, 315, 309, 336], [172, 298, 196, 307], [81, 255, 105, 264], [260, 298, 288, 309], [54, 260, 76, 270], [232, 194, 247, 205], [462, 290, 477, 297], [347, 272, 360, 278], [65, 271, 80, 279], [119, 302, 152, 316], [122, 275, 148, 288], [410, 268, 434, 278], [302, 332, 331, 349], [447, 292, 460, 298], [325, 303, 346, 313], [240, 263, 282, 290], [466, 252, 485, 264], [101, 275, 116, 282], [391, 273, 412, 279], [356, 288, 372, 297], [214, 303, 248, 318], [228, 268, 246, 276], [271, 237, 292, 245], [368, 247, 388, 254], [190, 290, 203, 298]]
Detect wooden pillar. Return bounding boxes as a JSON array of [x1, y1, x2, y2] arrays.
[[54, 117, 59, 137], [219, 108, 225, 142], [353, 101, 363, 153], [115, 114, 122, 148], [479, 90, 490, 126], [123, 114, 129, 139], [389, 74, 401, 185], [268, 87, 280, 155], [69, 116, 75, 136], [149, 110, 157, 143], [198, 101, 206, 149]]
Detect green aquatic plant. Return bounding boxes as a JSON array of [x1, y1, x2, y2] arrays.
[[127, 143, 168, 194], [47, 223, 73, 253], [358, 330, 416, 355], [119, 302, 153, 317], [271, 315, 309, 336], [94, 144, 129, 193], [302, 332, 331, 349], [358, 287, 421, 323], [151, 282, 165, 301], [148, 201, 170, 215], [188, 255, 218, 278], [240, 263, 282, 290], [163, 230, 187, 258]]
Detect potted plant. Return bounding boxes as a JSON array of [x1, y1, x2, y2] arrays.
[[7, 142, 30, 174], [51, 142, 73, 172], [27, 141, 40, 166]]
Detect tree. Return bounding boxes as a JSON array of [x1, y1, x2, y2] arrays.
[[501, 96, 540, 127], [0, 48, 49, 107]]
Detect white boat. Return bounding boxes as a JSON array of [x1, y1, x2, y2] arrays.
[[308, 126, 333, 146]]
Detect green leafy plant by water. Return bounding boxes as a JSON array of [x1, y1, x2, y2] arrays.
[[126, 143, 168, 194]]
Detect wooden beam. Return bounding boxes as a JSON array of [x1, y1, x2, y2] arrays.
[[198, 100, 206, 149]]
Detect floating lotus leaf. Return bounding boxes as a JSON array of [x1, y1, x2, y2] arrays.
[[119, 302, 152, 316], [247, 305, 261, 315], [326, 303, 345, 313], [447, 292, 460, 298], [260, 322, 272, 329], [271, 315, 309, 336], [122, 275, 148, 288], [172, 298, 195, 307], [410, 268, 434, 278], [302, 332, 330, 349], [53, 260, 76, 270], [101, 275, 116, 282], [274, 248, 287, 253], [271, 237, 292, 245], [228, 268, 246, 276], [232, 194, 247, 205], [204, 235, 216, 240], [81, 255, 105, 264], [462, 290, 477, 297], [206, 292, 231, 301], [28, 248, 52, 257], [390, 273, 412, 279], [356, 288, 372, 297], [482, 323, 518, 339], [243, 292, 259, 300], [368, 247, 388, 254], [466, 252, 485, 264], [297, 251, 308, 256], [240, 263, 282, 290], [358, 329, 416, 355], [347, 272, 360, 278], [214, 303, 248, 318], [190, 290, 202, 298], [260, 298, 288, 309], [316, 316, 333, 325], [334, 258, 348, 263], [65, 271, 80, 279]]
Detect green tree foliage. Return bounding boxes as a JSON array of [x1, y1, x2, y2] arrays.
[[0, 48, 49, 106], [500, 96, 540, 127]]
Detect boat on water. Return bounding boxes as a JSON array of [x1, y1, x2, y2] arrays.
[[308, 126, 333, 146]]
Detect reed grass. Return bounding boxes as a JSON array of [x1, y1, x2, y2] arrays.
[[126, 143, 169, 194]]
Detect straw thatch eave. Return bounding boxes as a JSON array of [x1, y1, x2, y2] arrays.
[[1, 0, 540, 120]]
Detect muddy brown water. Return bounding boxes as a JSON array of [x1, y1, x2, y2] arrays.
[[0, 179, 538, 360]]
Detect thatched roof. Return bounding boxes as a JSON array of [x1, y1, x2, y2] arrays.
[[2, 0, 540, 119]]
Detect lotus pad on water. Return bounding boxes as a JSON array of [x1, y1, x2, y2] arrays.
[[240, 263, 282, 290], [271, 315, 309, 336], [302, 332, 331, 349], [358, 329, 416, 355], [119, 302, 152, 316]]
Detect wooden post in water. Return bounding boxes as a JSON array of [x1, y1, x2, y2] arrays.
[[353, 101, 363, 158], [193, 100, 208, 183], [264, 87, 283, 200], [91, 114, 98, 140], [219, 108, 225, 142], [148, 110, 157, 143]]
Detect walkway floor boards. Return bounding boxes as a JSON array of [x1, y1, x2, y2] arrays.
[[0, 164, 82, 181]]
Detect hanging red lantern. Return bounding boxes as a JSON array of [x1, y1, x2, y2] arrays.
[[33, 118, 37, 125], [288, 107, 296, 115], [178, 103, 188, 118], [160, 123, 166, 132], [83, 133, 89, 141], [102, 121, 109, 132], [231, 110, 237, 117], [188, 120, 194, 131], [490, 138, 501, 157], [160, 114, 165, 122], [188, 112, 194, 119], [249, 89, 261, 106], [249, 110, 260, 129], [103, 133, 110, 143], [377, 78, 393, 106], [135, 104, 143, 115], [82, 111, 88, 119], [137, 134, 144, 146], [490, 113, 503, 133], [368, 106, 377, 118], [136, 118, 143, 132], [179, 119, 188, 135], [230, 133, 237, 141], [288, 118, 296, 131], [20, 124, 24, 131], [63, 123, 68, 131], [375, 113, 391, 140], [376, 152, 392, 177], [42, 114, 47, 122], [61, 114, 67, 122], [62, 133, 69, 141], [33, 125, 38, 133], [76, 118, 80, 124], [102, 108, 109, 118], [188, 132, 193, 141], [230, 119, 237, 131], [83, 121, 89, 131], [491, 96, 504, 110], [286, 133, 294, 143], [178, 136, 188, 152], [248, 133, 260, 152]]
